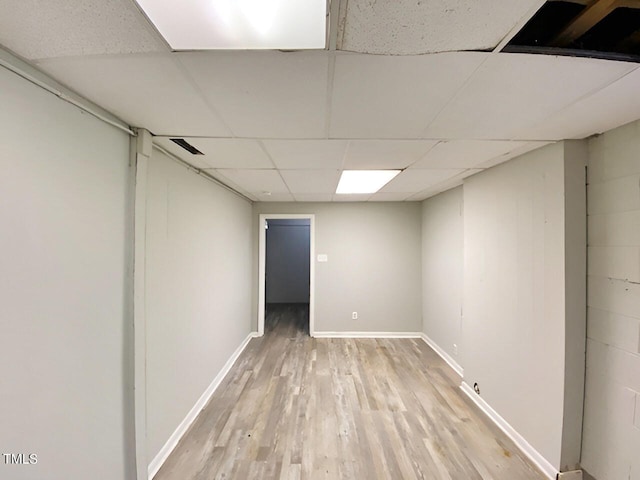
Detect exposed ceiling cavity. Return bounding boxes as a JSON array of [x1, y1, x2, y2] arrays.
[[506, 0, 640, 61], [336, 0, 546, 54]]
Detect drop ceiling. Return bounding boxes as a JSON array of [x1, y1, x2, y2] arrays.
[[1, 0, 639, 202]]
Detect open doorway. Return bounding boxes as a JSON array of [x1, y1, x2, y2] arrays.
[[258, 214, 315, 337]]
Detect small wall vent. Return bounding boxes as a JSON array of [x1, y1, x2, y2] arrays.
[[170, 138, 204, 155]]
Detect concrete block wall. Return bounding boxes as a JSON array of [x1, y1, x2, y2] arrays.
[[581, 120, 640, 479]]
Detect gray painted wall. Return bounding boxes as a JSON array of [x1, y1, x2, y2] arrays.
[[266, 219, 310, 304], [461, 142, 585, 470], [421, 186, 464, 367], [0, 66, 135, 479], [253, 202, 422, 333], [145, 150, 253, 463], [581, 120, 640, 480]]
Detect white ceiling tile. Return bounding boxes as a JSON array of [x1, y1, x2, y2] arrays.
[[280, 170, 340, 194], [254, 193, 296, 202], [426, 53, 637, 140], [263, 140, 348, 169], [408, 169, 483, 200], [474, 141, 552, 169], [520, 67, 640, 140], [0, 0, 167, 60], [344, 140, 438, 169], [177, 51, 329, 138], [198, 169, 257, 201], [368, 192, 414, 202], [152, 140, 212, 170], [213, 169, 289, 195], [411, 140, 529, 169], [35, 54, 231, 136], [330, 52, 488, 138], [332, 194, 372, 202], [155, 137, 274, 169], [293, 193, 334, 202], [380, 169, 465, 193], [338, 0, 544, 54]]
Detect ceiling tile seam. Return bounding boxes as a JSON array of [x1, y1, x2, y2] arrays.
[[492, 0, 547, 53], [335, 0, 349, 51], [409, 168, 476, 199], [274, 162, 295, 197], [171, 54, 236, 137], [324, 52, 337, 139], [327, 0, 342, 51], [150, 135, 563, 142], [256, 140, 280, 170], [418, 54, 492, 138], [338, 140, 351, 171], [409, 140, 442, 168], [130, 0, 174, 52], [522, 65, 640, 137]]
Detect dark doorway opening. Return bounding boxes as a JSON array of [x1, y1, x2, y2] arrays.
[[264, 218, 311, 336]]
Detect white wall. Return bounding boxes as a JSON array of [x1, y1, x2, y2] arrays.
[[461, 142, 585, 471], [254, 202, 422, 333], [581, 120, 640, 480], [145, 150, 253, 464], [0, 66, 134, 479], [421, 186, 463, 369], [266, 219, 310, 303]]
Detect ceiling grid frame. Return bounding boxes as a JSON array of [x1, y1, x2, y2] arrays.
[[2, 0, 639, 201]]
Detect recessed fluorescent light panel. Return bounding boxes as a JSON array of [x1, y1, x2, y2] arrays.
[[336, 170, 401, 194], [136, 0, 327, 50]]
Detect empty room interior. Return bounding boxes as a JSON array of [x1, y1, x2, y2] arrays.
[[1, 0, 640, 479]]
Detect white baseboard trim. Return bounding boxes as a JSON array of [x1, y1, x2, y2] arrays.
[[460, 382, 558, 480], [148, 331, 259, 479], [557, 470, 583, 480], [419, 333, 464, 377], [313, 331, 422, 338]]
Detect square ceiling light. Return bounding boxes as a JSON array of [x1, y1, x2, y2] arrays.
[[336, 170, 401, 194], [136, 0, 327, 50]]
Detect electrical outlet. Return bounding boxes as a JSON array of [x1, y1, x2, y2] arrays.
[[352, 312, 358, 320], [453, 344, 458, 355]]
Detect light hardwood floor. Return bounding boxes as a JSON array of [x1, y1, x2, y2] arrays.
[[154, 304, 544, 480]]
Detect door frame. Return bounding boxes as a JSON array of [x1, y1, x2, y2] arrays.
[[258, 213, 315, 337]]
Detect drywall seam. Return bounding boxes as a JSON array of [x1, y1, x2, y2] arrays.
[[313, 331, 422, 338], [460, 382, 558, 480], [420, 333, 464, 377], [148, 332, 259, 479]]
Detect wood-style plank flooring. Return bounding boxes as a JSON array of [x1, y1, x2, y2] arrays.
[[154, 304, 544, 480]]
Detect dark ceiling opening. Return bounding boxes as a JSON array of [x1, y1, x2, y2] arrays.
[[505, 0, 640, 62]]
